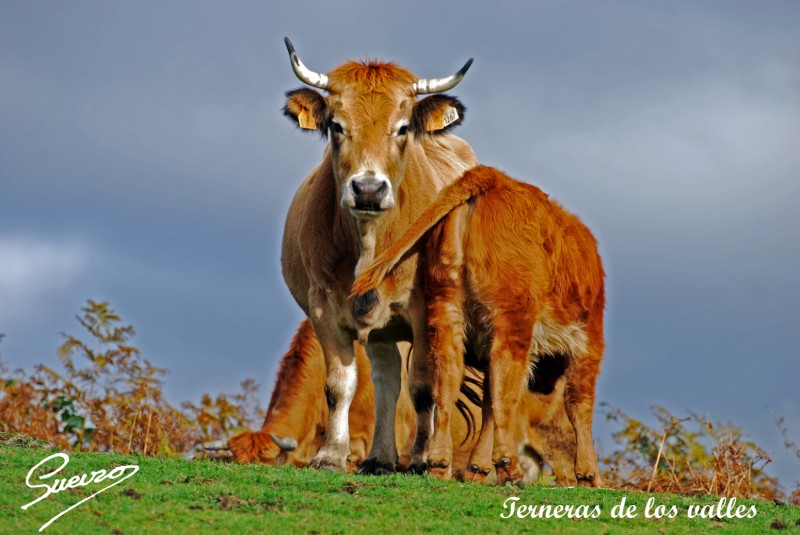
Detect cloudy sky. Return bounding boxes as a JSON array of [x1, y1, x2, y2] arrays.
[[1, 2, 798, 483]]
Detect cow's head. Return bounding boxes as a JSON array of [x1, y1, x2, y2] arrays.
[[282, 38, 471, 220], [226, 430, 298, 465]]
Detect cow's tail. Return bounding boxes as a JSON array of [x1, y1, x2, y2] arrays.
[[350, 165, 499, 298], [456, 365, 484, 445]]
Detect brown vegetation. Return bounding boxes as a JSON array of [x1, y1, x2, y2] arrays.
[[0, 300, 262, 456], [599, 403, 784, 502]]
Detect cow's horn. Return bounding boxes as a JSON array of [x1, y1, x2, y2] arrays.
[[413, 58, 473, 95], [284, 37, 329, 90], [203, 439, 229, 450], [270, 433, 298, 452]]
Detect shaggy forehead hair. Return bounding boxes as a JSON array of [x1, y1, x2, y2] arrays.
[[327, 61, 417, 95]]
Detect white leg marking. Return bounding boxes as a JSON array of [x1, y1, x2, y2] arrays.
[[329, 363, 357, 445]]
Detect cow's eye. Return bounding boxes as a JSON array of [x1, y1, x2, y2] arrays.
[[331, 121, 344, 135], [396, 124, 409, 137]]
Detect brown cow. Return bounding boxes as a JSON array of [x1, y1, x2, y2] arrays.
[[518, 365, 578, 485], [227, 320, 374, 467], [226, 319, 483, 474], [352, 165, 605, 486], [279, 38, 478, 474]]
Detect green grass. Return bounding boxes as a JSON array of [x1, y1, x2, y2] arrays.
[[1, 437, 797, 534]]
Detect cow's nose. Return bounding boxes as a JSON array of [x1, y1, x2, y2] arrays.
[[351, 178, 389, 210]]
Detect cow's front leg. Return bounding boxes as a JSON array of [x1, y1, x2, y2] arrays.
[[407, 315, 434, 474], [309, 302, 357, 472], [358, 343, 402, 475]]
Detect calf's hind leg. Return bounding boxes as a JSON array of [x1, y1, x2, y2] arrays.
[[563, 339, 603, 487]]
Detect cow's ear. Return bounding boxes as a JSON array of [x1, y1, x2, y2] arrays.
[[284, 88, 328, 135], [411, 94, 465, 135]]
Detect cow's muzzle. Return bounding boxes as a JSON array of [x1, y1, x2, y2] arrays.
[[342, 175, 395, 218]]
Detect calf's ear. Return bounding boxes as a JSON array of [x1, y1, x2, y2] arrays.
[[284, 88, 328, 135], [411, 94, 466, 135]]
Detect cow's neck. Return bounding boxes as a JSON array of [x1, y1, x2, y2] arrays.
[[348, 179, 416, 279], [346, 160, 428, 279], [353, 219, 378, 277], [329, 145, 442, 288]]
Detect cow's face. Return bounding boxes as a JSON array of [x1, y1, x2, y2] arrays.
[[227, 430, 297, 465], [282, 43, 470, 221]]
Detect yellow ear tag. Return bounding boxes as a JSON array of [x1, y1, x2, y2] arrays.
[[298, 108, 317, 130], [426, 105, 459, 132]]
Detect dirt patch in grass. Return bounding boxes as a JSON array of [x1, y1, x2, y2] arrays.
[[122, 488, 142, 500], [181, 475, 212, 484], [341, 481, 375, 494], [0, 432, 55, 449], [216, 494, 284, 513]]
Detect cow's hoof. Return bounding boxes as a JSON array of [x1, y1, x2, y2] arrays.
[[494, 457, 524, 486], [576, 471, 601, 487], [428, 466, 451, 480], [427, 458, 451, 480], [357, 457, 395, 476], [463, 469, 490, 484], [309, 454, 346, 473], [405, 462, 428, 475], [494, 457, 512, 468], [463, 464, 491, 484]]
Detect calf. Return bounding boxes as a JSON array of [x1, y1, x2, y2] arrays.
[[352, 165, 605, 486]]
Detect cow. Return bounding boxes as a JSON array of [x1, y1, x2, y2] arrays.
[[279, 38, 478, 474], [226, 319, 374, 467], [352, 165, 605, 486], [225, 319, 482, 473], [224, 319, 576, 484], [520, 375, 579, 485]]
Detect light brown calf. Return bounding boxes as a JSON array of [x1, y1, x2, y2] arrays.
[[353, 165, 605, 486]]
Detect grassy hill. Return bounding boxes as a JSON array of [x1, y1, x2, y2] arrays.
[[1, 436, 797, 534]]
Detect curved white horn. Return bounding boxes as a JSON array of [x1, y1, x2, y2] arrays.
[[413, 58, 473, 95], [202, 439, 229, 450], [284, 37, 329, 90], [270, 433, 298, 452]]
